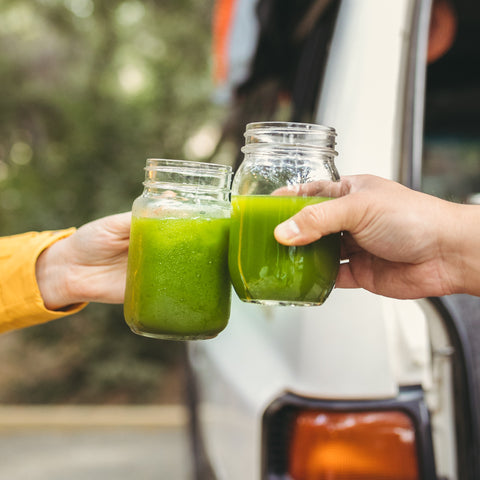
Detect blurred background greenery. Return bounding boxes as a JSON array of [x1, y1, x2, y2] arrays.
[[0, 0, 229, 404]]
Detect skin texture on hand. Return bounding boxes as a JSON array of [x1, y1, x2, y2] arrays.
[[274, 175, 480, 300], [36, 212, 131, 310]]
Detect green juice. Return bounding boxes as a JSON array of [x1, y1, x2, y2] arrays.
[[229, 195, 340, 305], [124, 215, 231, 340]]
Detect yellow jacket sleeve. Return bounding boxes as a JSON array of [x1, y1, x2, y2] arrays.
[[0, 229, 88, 334]]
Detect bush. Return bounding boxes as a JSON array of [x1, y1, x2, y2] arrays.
[[0, 0, 224, 404]]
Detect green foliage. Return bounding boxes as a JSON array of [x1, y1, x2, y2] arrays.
[[0, 0, 223, 403], [0, 305, 187, 404], [0, 0, 220, 230]]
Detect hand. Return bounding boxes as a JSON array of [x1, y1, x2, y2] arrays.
[[274, 175, 480, 299], [36, 212, 131, 310]]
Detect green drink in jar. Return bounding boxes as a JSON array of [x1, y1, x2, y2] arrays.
[[124, 159, 232, 340], [229, 122, 341, 306], [229, 195, 339, 305]]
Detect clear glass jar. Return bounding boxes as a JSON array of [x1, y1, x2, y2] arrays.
[[124, 159, 233, 340], [229, 121, 340, 306]]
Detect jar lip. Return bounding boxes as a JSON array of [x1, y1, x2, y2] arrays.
[[143, 181, 232, 193], [244, 122, 337, 153], [245, 121, 336, 135], [241, 144, 338, 156], [146, 158, 232, 174]]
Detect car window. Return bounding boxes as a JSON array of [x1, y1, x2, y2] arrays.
[[421, 1, 480, 204]]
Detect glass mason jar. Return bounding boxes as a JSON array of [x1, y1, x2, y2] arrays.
[[124, 159, 233, 340], [229, 121, 341, 306]]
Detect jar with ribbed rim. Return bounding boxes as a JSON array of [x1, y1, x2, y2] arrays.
[[229, 121, 340, 306], [124, 158, 233, 340]]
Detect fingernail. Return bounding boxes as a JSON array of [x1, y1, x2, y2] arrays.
[[275, 219, 300, 240]]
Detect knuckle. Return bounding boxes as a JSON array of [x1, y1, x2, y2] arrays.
[[299, 204, 326, 227]]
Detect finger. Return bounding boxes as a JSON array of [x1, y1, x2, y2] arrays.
[[96, 212, 132, 240], [334, 262, 361, 289], [272, 180, 346, 198], [274, 193, 364, 246], [340, 232, 363, 260], [105, 211, 132, 233]]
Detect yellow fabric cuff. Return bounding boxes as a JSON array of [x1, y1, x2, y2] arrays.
[[0, 229, 88, 334]]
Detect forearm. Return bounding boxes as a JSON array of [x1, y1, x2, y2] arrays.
[[450, 203, 480, 296], [0, 230, 87, 334]]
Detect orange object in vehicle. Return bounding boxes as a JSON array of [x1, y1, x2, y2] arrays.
[[212, 0, 238, 84], [288, 410, 420, 480]]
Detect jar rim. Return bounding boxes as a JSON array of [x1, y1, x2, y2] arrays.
[[143, 158, 232, 193], [245, 121, 336, 135], [241, 144, 338, 157], [243, 122, 338, 156], [146, 158, 232, 174]]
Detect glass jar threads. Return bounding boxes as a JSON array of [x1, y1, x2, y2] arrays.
[[228, 122, 340, 306], [124, 159, 233, 340]]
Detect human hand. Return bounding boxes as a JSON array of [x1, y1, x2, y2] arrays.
[[274, 175, 478, 299], [36, 212, 131, 310]]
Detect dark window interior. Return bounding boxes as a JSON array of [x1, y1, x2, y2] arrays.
[[422, 0, 480, 203]]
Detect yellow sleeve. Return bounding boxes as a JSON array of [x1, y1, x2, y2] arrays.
[[0, 229, 88, 334]]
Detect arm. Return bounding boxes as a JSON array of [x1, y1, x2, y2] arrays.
[[274, 175, 480, 299], [0, 212, 131, 333]]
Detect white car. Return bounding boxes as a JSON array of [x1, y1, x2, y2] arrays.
[[187, 1, 480, 479]]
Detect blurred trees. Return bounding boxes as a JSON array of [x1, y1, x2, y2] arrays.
[[0, 0, 225, 403]]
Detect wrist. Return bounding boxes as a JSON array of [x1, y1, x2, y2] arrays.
[[453, 204, 480, 296], [437, 202, 479, 296], [35, 237, 77, 310]]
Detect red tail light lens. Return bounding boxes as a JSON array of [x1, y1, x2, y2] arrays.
[[288, 410, 420, 480]]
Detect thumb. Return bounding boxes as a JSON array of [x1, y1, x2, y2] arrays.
[[274, 195, 360, 246]]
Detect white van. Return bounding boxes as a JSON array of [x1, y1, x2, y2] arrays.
[[187, 1, 480, 478]]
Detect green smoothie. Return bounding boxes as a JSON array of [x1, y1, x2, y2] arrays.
[[229, 195, 340, 305], [124, 215, 231, 340]]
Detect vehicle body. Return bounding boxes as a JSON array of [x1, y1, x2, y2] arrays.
[[188, 0, 480, 478]]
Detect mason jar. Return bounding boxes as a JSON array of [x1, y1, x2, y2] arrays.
[[229, 121, 340, 306], [124, 159, 233, 340]]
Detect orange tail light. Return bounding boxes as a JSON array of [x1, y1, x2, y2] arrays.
[[288, 410, 420, 480]]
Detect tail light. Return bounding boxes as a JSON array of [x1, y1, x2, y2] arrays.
[[262, 388, 436, 479], [289, 410, 419, 479]]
